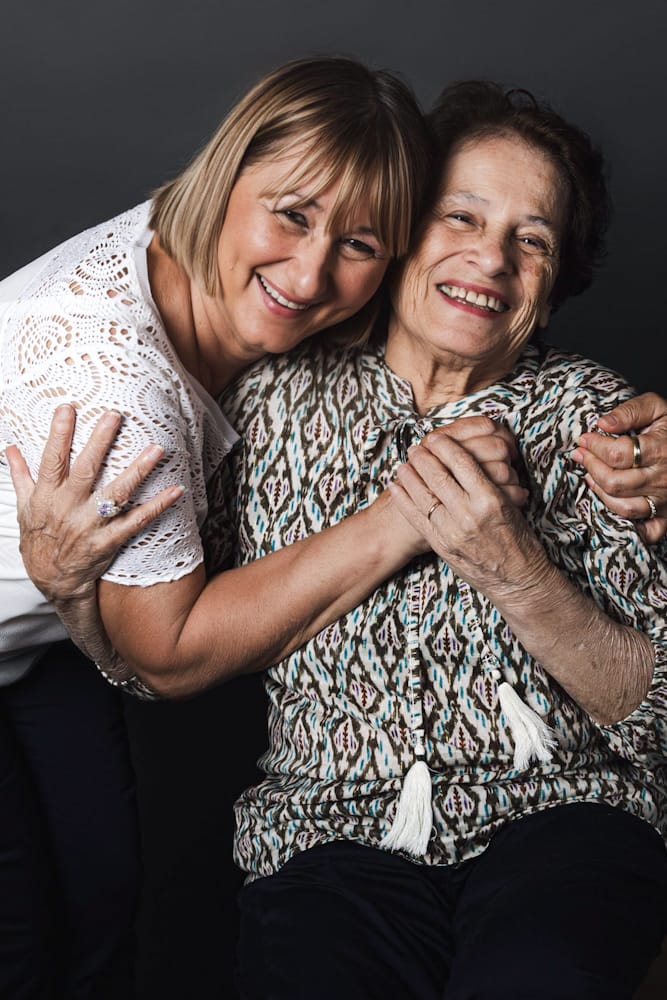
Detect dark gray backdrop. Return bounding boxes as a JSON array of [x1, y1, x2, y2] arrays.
[[2, 3, 666, 996], [1, 0, 665, 391]]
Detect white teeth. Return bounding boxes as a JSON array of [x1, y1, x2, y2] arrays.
[[258, 275, 309, 311], [437, 283, 507, 313]]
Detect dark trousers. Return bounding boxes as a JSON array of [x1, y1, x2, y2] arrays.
[[0, 641, 139, 1000], [237, 802, 667, 1000]]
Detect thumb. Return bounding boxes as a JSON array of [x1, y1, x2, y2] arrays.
[[598, 392, 667, 434]]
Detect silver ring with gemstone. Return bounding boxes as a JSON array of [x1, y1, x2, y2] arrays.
[[95, 494, 122, 519]]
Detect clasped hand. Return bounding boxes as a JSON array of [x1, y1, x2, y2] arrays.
[[391, 418, 537, 597]]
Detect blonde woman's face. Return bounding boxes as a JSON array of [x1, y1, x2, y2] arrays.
[[214, 151, 389, 360]]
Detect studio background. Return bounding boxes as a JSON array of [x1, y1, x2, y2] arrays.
[[2, 2, 666, 997]]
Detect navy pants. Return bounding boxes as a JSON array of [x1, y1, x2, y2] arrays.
[[0, 641, 139, 999], [237, 803, 667, 999]]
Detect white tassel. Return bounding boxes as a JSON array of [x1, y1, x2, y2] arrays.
[[380, 755, 433, 857], [498, 680, 557, 770]]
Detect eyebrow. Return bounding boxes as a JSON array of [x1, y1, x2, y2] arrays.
[[442, 191, 559, 232]]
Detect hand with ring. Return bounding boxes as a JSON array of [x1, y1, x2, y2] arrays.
[[570, 392, 667, 543], [390, 422, 537, 599], [5, 404, 184, 603]]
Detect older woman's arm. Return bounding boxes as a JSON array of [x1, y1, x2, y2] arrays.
[[394, 431, 659, 726], [572, 392, 667, 543], [10, 406, 526, 698]]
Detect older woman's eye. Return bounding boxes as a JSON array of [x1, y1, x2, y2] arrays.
[[517, 235, 550, 254], [447, 212, 473, 225]]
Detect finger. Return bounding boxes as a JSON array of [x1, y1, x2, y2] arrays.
[[638, 516, 667, 545], [31, 404, 77, 487], [396, 459, 451, 517], [68, 410, 124, 495], [573, 433, 643, 472], [497, 483, 530, 508], [571, 446, 648, 496], [97, 485, 185, 546], [415, 433, 494, 499], [597, 393, 667, 434], [454, 432, 516, 467], [97, 444, 167, 506], [583, 474, 661, 521], [426, 418, 519, 461], [5, 445, 35, 506], [476, 459, 519, 487]]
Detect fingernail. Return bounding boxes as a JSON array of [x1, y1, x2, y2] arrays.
[[101, 409, 122, 426], [601, 413, 617, 427], [570, 448, 584, 464], [145, 445, 164, 460]]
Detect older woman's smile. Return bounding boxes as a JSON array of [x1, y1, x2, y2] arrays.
[[436, 282, 510, 315], [386, 133, 565, 406]]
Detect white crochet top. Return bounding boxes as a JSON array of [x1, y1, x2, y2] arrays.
[[0, 203, 238, 682]]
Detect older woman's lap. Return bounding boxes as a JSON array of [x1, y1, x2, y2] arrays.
[[236, 803, 667, 1000]]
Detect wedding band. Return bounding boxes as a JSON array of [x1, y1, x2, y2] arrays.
[[644, 495, 658, 520], [630, 431, 642, 469], [426, 499, 441, 521], [95, 494, 122, 519]]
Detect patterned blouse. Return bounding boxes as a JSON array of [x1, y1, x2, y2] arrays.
[[214, 337, 667, 882]]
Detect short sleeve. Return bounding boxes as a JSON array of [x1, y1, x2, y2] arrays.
[[2, 332, 207, 586]]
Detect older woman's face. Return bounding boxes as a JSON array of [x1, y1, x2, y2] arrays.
[[389, 134, 566, 384]]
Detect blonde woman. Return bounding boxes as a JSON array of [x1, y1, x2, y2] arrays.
[[0, 56, 453, 997]]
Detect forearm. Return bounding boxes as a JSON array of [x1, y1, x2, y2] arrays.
[[53, 587, 159, 698], [487, 538, 655, 725], [102, 493, 424, 698]]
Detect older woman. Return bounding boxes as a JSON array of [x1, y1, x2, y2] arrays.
[[196, 83, 667, 997], [0, 56, 444, 997], [9, 77, 667, 997]]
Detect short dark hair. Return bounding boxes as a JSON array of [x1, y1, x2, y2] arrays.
[[427, 81, 611, 309]]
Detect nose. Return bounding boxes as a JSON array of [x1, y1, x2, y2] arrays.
[[470, 228, 513, 278], [288, 237, 332, 300]]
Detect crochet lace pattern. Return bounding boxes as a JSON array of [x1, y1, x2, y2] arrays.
[[0, 204, 235, 586]]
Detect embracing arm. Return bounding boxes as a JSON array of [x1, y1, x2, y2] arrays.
[[393, 430, 656, 725], [572, 392, 667, 543], [10, 406, 527, 698]]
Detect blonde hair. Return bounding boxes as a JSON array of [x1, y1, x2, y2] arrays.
[[150, 57, 432, 344]]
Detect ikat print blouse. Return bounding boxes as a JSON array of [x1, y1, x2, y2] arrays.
[[212, 338, 667, 882]]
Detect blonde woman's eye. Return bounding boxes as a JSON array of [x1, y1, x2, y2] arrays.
[[279, 209, 307, 227], [340, 238, 378, 260]]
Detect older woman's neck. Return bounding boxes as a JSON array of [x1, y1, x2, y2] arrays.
[[384, 330, 511, 415]]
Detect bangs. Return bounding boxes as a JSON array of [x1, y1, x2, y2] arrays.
[[252, 130, 413, 259]]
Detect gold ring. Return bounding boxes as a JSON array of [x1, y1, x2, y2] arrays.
[[644, 495, 658, 520], [630, 431, 642, 469], [426, 499, 441, 521]]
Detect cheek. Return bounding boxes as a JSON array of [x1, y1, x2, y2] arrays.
[[524, 256, 558, 311], [344, 262, 388, 309]]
